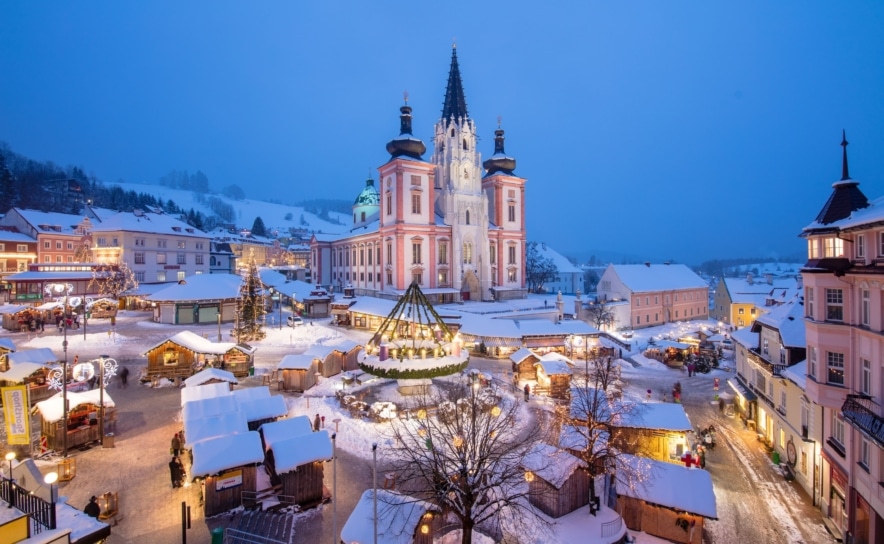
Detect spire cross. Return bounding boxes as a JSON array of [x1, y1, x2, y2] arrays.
[[841, 129, 850, 181], [497, 115, 502, 129], [403, 90, 409, 105], [452, 37, 457, 49]]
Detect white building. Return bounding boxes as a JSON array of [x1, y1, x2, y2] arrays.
[[535, 243, 584, 295]]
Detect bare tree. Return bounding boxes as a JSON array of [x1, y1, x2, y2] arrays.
[[384, 378, 552, 544], [525, 241, 559, 294], [584, 298, 616, 331], [87, 262, 138, 299]]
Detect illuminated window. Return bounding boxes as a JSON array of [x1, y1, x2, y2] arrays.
[[826, 351, 844, 385]]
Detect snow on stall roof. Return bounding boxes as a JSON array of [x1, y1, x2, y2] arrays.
[[8, 348, 57, 365], [34, 389, 114, 423], [0, 304, 33, 315], [509, 347, 536, 364], [1, 361, 50, 382], [145, 330, 244, 357], [535, 358, 572, 376], [185, 411, 249, 445], [278, 354, 316, 370], [181, 381, 231, 406], [184, 367, 238, 388], [608, 263, 708, 293], [259, 415, 313, 451], [231, 386, 271, 403], [182, 395, 239, 421], [782, 360, 808, 389], [237, 395, 287, 423], [0, 337, 16, 351], [145, 274, 242, 302], [305, 344, 337, 360], [521, 443, 586, 489], [53, 500, 110, 543], [190, 431, 264, 478], [559, 425, 608, 454], [649, 340, 691, 350], [272, 430, 333, 473], [615, 402, 692, 432], [618, 453, 717, 519], [341, 489, 438, 544]]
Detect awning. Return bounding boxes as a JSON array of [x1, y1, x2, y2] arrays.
[[727, 378, 757, 402]]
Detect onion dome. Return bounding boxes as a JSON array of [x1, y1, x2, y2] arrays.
[[483, 127, 516, 176], [354, 177, 380, 206], [386, 99, 426, 160]]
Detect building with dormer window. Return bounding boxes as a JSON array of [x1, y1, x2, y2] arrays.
[[311, 47, 527, 302]]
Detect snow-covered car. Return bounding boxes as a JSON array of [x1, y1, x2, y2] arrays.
[[287, 315, 304, 327], [720, 338, 734, 350]]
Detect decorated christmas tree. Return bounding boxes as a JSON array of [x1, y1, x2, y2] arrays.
[[233, 250, 266, 342]]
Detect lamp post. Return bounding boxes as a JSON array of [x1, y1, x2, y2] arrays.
[[278, 292, 282, 330], [62, 286, 70, 458], [98, 355, 107, 447], [372, 442, 378, 544], [5, 452, 14, 481], [217, 310, 222, 342], [43, 472, 57, 529], [332, 433, 337, 544]]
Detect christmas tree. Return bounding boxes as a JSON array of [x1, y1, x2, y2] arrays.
[[233, 250, 266, 342]]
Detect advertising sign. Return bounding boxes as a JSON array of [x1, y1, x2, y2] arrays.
[[215, 469, 243, 491], [2, 385, 31, 445]]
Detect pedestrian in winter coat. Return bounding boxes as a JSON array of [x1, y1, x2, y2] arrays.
[[171, 434, 181, 456], [718, 397, 725, 413], [120, 366, 129, 387], [523, 383, 531, 402], [84, 496, 100, 518], [169, 456, 184, 488], [178, 430, 186, 447], [313, 413, 321, 432]]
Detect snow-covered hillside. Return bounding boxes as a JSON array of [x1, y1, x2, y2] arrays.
[[109, 181, 351, 237], [723, 262, 804, 277]]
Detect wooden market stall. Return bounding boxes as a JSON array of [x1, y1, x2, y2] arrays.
[[277, 354, 319, 392], [191, 432, 264, 517], [183, 367, 238, 389], [522, 443, 591, 518], [617, 454, 717, 544], [337, 340, 363, 372], [87, 298, 119, 319], [611, 403, 694, 463], [510, 348, 541, 380], [233, 387, 287, 431], [643, 340, 692, 367], [143, 330, 256, 382], [341, 489, 444, 544], [258, 415, 312, 453], [0, 305, 36, 332], [264, 430, 332, 507], [533, 354, 575, 400], [0, 337, 16, 368], [33, 389, 116, 452], [2, 348, 59, 405]]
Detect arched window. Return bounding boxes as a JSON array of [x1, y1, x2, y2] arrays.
[[465, 210, 470, 225], [450, 128, 455, 137], [361, 211, 366, 222], [463, 138, 468, 150], [463, 242, 472, 264]]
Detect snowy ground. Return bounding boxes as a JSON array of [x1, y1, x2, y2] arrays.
[[1, 311, 835, 543]]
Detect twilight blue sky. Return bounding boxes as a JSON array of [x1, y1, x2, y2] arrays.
[[2, 2, 884, 265]]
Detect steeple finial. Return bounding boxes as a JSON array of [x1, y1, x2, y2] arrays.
[[497, 115, 502, 129], [841, 129, 850, 181], [441, 46, 468, 121], [403, 90, 409, 105]]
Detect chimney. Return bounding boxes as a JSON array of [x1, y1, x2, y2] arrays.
[[764, 273, 773, 285], [644, 262, 651, 267], [747, 272, 754, 285], [796, 275, 803, 289]]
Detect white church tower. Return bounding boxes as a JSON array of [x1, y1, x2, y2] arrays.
[[432, 46, 492, 301]]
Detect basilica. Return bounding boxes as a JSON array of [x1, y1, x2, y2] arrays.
[[310, 47, 527, 302]]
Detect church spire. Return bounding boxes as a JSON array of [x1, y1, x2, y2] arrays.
[[441, 46, 468, 121], [841, 129, 850, 180]]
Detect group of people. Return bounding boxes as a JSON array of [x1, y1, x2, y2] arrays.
[[169, 430, 188, 488]]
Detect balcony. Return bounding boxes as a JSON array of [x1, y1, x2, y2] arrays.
[[841, 395, 884, 448]]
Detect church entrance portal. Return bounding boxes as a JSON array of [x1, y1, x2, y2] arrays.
[[461, 271, 481, 302]]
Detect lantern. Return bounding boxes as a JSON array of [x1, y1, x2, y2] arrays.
[[524, 471, 535, 482], [57, 458, 76, 482]]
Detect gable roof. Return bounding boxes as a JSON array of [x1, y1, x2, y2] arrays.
[[145, 274, 243, 302], [89, 211, 210, 238], [341, 490, 438, 544], [521, 443, 586, 488], [271, 430, 333, 473], [190, 431, 264, 478], [606, 264, 707, 293], [752, 291, 805, 348], [617, 454, 717, 519]]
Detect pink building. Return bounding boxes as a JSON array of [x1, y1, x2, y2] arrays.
[[801, 132, 883, 543], [311, 47, 527, 303]]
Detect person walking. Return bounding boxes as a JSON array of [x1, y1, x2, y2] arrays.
[[120, 366, 129, 388], [169, 456, 184, 488], [171, 433, 181, 456], [718, 397, 725, 413], [523, 383, 530, 402], [84, 496, 100, 518], [313, 413, 321, 432]]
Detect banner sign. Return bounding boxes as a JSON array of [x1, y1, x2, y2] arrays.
[[2, 385, 30, 445], [215, 469, 243, 491]]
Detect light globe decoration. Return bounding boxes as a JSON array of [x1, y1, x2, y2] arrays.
[[358, 282, 469, 379]]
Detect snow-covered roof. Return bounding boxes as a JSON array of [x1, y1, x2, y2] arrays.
[[271, 430, 333, 473], [803, 192, 884, 232], [190, 431, 264, 478], [185, 411, 249, 445], [615, 403, 692, 432], [721, 276, 798, 306], [122, 281, 176, 297], [184, 368, 238, 388], [730, 327, 758, 350], [509, 348, 537, 364], [7, 348, 57, 366], [559, 425, 608, 454], [145, 330, 251, 357], [182, 395, 238, 421], [606, 263, 708, 293], [521, 443, 586, 489], [0, 305, 32, 315], [0, 338, 15, 351], [34, 389, 115, 423], [181, 382, 231, 406], [259, 415, 313, 451], [0, 230, 37, 242], [145, 274, 243, 302], [534, 244, 581, 274], [341, 489, 438, 544], [617, 454, 717, 519], [782, 360, 808, 389], [647, 340, 691, 350], [10, 208, 85, 234], [569, 387, 611, 421], [237, 395, 287, 423], [753, 292, 805, 348], [278, 354, 317, 370], [0, 361, 50, 382], [231, 386, 271, 403], [89, 211, 211, 238], [535, 358, 573, 376]]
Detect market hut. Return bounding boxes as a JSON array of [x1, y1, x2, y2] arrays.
[[521, 443, 590, 518], [341, 489, 443, 544], [277, 354, 319, 392], [0, 305, 36, 332], [0, 337, 16, 368], [258, 416, 312, 452], [336, 339, 363, 371], [237, 393, 287, 431], [184, 367, 238, 389], [611, 403, 693, 463], [265, 430, 332, 507], [616, 454, 717, 544], [0, 362, 53, 405], [191, 431, 264, 517], [181, 381, 231, 406], [143, 330, 256, 382], [510, 348, 540, 380], [33, 389, 116, 452], [534, 353, 575, 399], [182, 400, 248, 445], [643, 340, 691, 366], [87, 298, 119, 319]]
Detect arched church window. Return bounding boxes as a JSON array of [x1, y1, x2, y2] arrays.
[[465, 210, 470, 225], [463, 242, 472, 264], [463, 138, 468, 150], [450, 128, 455, 137]]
